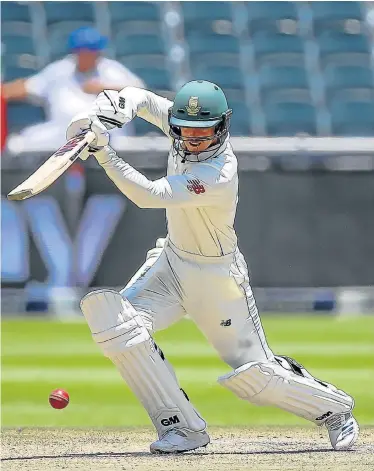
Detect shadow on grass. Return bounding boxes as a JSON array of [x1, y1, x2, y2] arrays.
[[2, 448, 337, 461]]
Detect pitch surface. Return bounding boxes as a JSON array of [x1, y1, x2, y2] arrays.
[[2, 427, 374, 471]]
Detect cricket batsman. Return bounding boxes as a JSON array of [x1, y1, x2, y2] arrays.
[[67, 80, 359, 453]]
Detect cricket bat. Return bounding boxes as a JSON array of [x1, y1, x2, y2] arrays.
[[7, 130, 96, 201]]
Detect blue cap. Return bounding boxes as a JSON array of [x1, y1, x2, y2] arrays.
[[68, 27, 107, 51]]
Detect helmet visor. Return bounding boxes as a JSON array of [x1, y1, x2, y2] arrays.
[[169, 116, 221, 128]]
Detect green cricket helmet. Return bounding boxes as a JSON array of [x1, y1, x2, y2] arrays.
[[168, 80, 232, 160]]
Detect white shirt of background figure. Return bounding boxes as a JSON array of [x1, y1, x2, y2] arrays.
[[3, 27, 144, 152]]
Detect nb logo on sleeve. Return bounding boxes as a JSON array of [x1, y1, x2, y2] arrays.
[[220, 319, 232, 327], [187, 179, 205, 194]]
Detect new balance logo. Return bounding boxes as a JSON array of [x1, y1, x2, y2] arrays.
[[342, 421, 354, 433], [161, 415, 180, 426], [118, 97, 126, 109], [316, 411, 332, 421], [220, 319, 232, 327], [342, 425, 354, 438], [187, 179, 205, 194]]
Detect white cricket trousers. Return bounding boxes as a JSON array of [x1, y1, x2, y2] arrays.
[[121, 238, 273, 368]]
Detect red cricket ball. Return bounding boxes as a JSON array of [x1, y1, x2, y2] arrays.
[[49, 389, 69, 409]]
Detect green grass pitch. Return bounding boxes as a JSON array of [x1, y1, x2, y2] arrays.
[[2, 315, 374, 428]]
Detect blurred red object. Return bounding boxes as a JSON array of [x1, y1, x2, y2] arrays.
[[69, 161, 85, 175], [0, 91, 7, 151]]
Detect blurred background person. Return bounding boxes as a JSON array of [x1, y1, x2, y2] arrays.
[[2, 26, 144, 151]]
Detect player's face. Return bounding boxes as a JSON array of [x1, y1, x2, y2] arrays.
[[76, 50, 99, 72], [181, 127, 215, 153]]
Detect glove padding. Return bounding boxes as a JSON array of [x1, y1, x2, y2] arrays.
[[66, 90, 132, 159], [92, 90, 131, 130], [66, 112, 110, 160]]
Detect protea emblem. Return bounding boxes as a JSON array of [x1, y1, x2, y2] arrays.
[[186, 96, 201, 116]]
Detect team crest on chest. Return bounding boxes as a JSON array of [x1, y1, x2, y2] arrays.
[[186, 96, 201, 116]]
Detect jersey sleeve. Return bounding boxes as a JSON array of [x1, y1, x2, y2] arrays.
[[24, 63, 56, 99], [94, 146, 231, 209], [99, 60, 145, 89], [117, 86, 172, 137]]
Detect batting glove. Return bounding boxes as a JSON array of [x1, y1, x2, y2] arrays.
[[66, 112, 110, 159], [91, 90, 131, 130]]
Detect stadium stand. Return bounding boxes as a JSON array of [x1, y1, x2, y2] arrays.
[[228, 101, 252, 136], [330, 99, 374, 135], [2, 62, 38, 83], [259, 64, 310, 102], [1, 1, 31, 23], [127, 65, 171, 92], [324, 64, 374, 102], [7, 102, 46, 134], [192, 65, 244, 91], [108, 1, 161, 26], [1, 1, 373, 137], [181, 1, 235, 34], [265, 101, 318, 136], [43, 1, 96, 25], [186, 32, 241, 59], [311, 1, 364, 35], [318, 31, 371, 66], [106, 1, 175, 97], [251, 31, 305, 66], [1, 32, 36, 56], [246, 1, 299, 34], [114, 31, 165, 57]]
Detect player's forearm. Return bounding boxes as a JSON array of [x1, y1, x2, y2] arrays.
[[118, 87, 171, 129], [118, 87, 154, 118], [94, 146, 171, 208], [2, 79, 28, 100]]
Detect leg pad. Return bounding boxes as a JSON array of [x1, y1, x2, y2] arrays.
[[80, 289, 206, 437], [218, 359, 353, 424]]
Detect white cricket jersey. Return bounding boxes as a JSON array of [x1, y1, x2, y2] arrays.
[[95, 87, 239, 257], [25, 55, 144, 124]]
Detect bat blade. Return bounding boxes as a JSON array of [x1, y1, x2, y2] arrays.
[[7, 131, 96, 201]]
